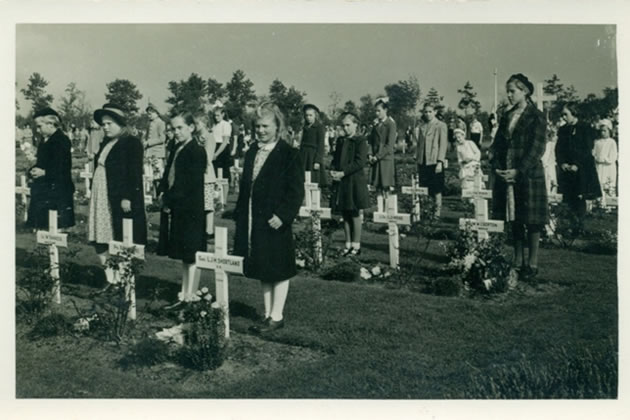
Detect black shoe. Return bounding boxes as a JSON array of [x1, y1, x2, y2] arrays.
[[248, 316, 271, 333], [521, 266, 539, 281], [349, 248, 361, 256], [259, 319, 285, 334], [340, 248, 352, 257]]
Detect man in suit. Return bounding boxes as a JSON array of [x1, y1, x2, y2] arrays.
[[416, 103, 448, 216]]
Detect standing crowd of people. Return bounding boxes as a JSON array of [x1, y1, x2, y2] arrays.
[[18, 72, 618, 331]]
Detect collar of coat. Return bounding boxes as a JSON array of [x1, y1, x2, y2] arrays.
[[502, 102, 540, 135]]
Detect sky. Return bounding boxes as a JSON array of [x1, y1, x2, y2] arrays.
[[15, 23, 617, 118]]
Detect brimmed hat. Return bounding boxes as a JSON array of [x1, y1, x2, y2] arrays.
[[303, 103, 320, 114], [598, 118, 613, 132], [33, 107, 62, 122], [507, 73, 534, 96], [94, 103, 127, 126]]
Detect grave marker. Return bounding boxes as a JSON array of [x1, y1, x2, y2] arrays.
[[230, 160, 243, 194], [462, 169, 492, 200], [16, 175, 30, 222], [216, 168, 229, 206], [459, 198, 505, 241], [533, 82, 557, 113], [303, 171, 319, 209], [299, 188, 332, 264], [36, 210, 68, 304], [373, 194, 411, 268], [108, 218, 145, 320], [79, 163, 93, 199], [401, 175, 428, 222], [195, 226, 244, 339]]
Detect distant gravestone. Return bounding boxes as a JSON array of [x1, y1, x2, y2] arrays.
[[230, 160, 243, 194], [373, 194, 411, 268], [195, 226, 244, 339], [216, 168, 229, 207], [401, 174, 428, 222], [79, 163, 93, 199], [16, 175, 30, 222], [108, 218, 145, 320], [36, 210, 68, 304]]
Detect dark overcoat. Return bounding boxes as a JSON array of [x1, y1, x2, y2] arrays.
[[157, 140, 207, 264], [555, 122, 602, 201], [94, 135, 147, 245], [490, 103, 548, 225], [233, 140, 304, 282], [368, 117, 397, 188], [27, 129, 75, 229], [300, 122, 328, 186], [331, 135, 370, 212]]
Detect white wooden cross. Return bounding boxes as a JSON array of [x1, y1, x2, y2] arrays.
[[230, 160, 243, 194], [462, 169, 492, 200], [108, 218, 145, 320], [16, 175, 30, 222], [303, 171, 320, 209], [79, 163, 93, 199], [602, 193, 618, 209], [143, 162, 154, 205], [459, 198, 505, 241], [548, 192, 564, 204], [216, 168, 229, 206], [373, 194, 411, 268], [533, 82, 557, 113], [36, 210, 68, 304], [195, 226, 244, 339], [401, 175, 428, 222], [299, 188, 332, 264]]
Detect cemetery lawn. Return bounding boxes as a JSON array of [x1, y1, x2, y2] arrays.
[[15, 149, 617, 398]]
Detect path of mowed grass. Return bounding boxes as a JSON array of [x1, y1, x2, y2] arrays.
[[15, 148, 618, 398]]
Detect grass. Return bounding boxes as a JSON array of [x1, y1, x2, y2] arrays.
[[14, 150, 618, 399]]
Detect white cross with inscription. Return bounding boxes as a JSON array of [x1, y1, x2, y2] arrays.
[[462, 169, 492, 200], [459, 198, 505, 241], [16, 175, 30, 222], [108, 218, 145, 320], [303, 171, 320, 209], [299, 188, 332, 264], [216, 168, 230, 206], [533, 82, 557, 113], [79, 163, 93, 199], [195, 226, 244, 339], [230, 160, 243, 194], [402, 175, 428, 222], [374, 194, 411, 268], [36, 210, 68, 304]]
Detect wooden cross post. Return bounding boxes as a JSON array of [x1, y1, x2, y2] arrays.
[[79, 163, 93, 199], [230, 160, 243, 195], [461, 169, 492, 201], [299, 188, 332, 264], [533, 82, 557, 113], [195, 226, 244, 339], [401, 175, 428, 222], [216, 168, 230, 207], [303, 171, 319, 209], [373, 195, 411, 268], [36, 210, 68, 304], [459, 198, 505, 241], [108, 218, 145, 320], [16, 175, 30, 222]]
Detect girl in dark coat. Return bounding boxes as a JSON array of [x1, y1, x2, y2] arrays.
[[490, 74, 548, 280], [234, 102, 304, 333], [157, 113, 208, 305], [88, 104, 147, 287], [555, 103, 601, 222], [299, 104, 327, 186], [330, 112, 370, 256], [27, 107, 75, 230]]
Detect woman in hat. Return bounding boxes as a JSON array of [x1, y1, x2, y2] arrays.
[[330, 112, 370, 256], [88, 103, 147, 288], [300, 103, 327, 186], [26, 107, 75, 230], [489, 73, 548, 280], [555, 103, 601, 222], [592, 119, 617, 198], [157, 112, 208, 305], [368, 98, 397, 198], [234, 102, 304, 333]]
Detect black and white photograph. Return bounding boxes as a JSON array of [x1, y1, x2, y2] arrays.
[[3, 1, 629, 419]]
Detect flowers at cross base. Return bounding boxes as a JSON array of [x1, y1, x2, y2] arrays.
[[155, 324, 187, 346]]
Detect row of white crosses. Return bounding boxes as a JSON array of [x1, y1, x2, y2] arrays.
[[459, 169, 505, 240], [299, 171, 332, 265]]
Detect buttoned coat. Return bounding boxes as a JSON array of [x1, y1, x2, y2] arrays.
[[416, 118, 448, 166], [490, 103, 548, 224], [93, 135, 147, 245], [331, 135, 370, 212], [157, 140, 208, 263], [233, 140, 304, 282], [368, 117, 397, 188], [300, 121, 328, 186], [26, 129, 75, 229]]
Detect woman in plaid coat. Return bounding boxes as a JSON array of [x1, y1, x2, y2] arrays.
[[490, 73, 548, 280]]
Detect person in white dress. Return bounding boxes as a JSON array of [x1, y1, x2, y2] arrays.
[[454, 128, 482, 192], [592, 118, 618, 197]]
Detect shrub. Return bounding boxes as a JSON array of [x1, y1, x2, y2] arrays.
[[546, 202, 583, 248], [321, 260, 361, 282], [294, 212, 337, 272], [27, 312, 73, 340], [16, 249, 57, 323], [120, 337, 174, 368], [583, 229, 617, 255]]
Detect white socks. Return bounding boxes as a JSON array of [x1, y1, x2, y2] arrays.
[[269, 280, 290, 322]]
